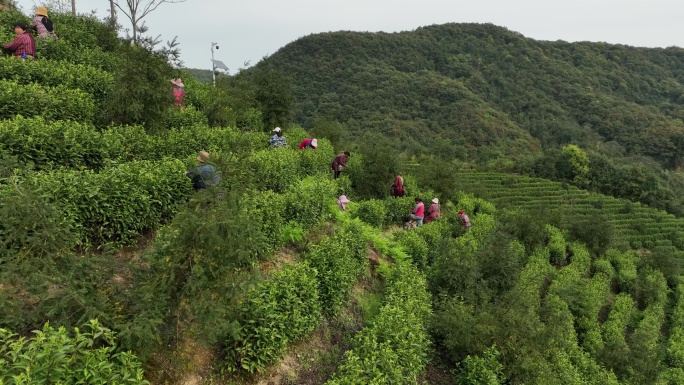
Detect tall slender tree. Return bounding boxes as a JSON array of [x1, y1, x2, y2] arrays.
[[115, 0, 185, 43]]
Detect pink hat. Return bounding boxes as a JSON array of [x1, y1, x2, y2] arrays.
[[311, 138, 318, 148], [338, 195, 350, 204], [171, 78, 184, 87]]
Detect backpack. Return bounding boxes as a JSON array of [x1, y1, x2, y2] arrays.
[[41, 17, 54, 33]]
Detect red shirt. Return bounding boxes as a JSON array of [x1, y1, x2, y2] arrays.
[[332, 153, 349, 170], [4, 32, 36, 57], [299, 139, 314, 149], [412, 202, 425, 217]]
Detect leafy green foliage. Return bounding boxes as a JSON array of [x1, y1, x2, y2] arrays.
[[6, 160, 192, 245], [351, 199, 387, 228], [224, 263, 321, 373], [305, 221, 368, 314], [456, 346, 505, 385], [0, 80, 95, 122], [0, 320, 148, 384], [327, 261, 431, 384]]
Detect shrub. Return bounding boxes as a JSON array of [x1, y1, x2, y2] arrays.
[[0, 320, 148, 384], [0, 57, 114, 103], [0, 80, 96, 122], [223, 263, 321, 373], [162, 105, 209, 128], [284, 177, 337, 230], [547, 225, 567, 266], [395, 230, 429, 269], [327, 261, 431, 384], [305, 221, 368, 314], [352, 199, 387, 228], [456, 346, 505, 385], [249, 148, 300, 192], [20, 160, 192, 245], [607, 250, 638, 292], [383, 197, 415, 225]]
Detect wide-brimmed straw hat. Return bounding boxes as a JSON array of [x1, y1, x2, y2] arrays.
[[432, 198, 439, 204], [311, 138, 318, 148], [171, 78, 184, 87], [36, 7, 48, 16]]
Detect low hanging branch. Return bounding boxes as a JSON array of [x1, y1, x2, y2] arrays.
[[115, 0, 186, 43]]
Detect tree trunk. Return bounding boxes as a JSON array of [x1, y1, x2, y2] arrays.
[[71, 0, 76, 15], [109, 0, 116, 26]]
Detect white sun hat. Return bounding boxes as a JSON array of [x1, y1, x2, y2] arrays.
[[432, 198, 439, 204], [273, 127, 282, 133]]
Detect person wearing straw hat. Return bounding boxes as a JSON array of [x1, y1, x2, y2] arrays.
[[171, 78, 186, 108], [270, 127, 287, 148], [298, 138, 318, 150], [185, 151, 220, 189], [425, 198, 441, 224], [31, 7, 57, 39], [337, 195, 351, 211]]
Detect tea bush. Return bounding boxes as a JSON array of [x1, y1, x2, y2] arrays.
[[162, 105, 209, 128], [547, 225, 567, 266], [0, 320, 148, 384], [223, 262, 321, 373], [284, 177, 337, 230], [0, 57, 114, 103], [305, 221, 368, 314], [14, 159, 192, 245], [0, 80, 96, 122], [249, 148, 300, 192], [327, 260, 431, 384], [395, 230, 429, 269], [352, 199, 387, 228], [383, 196, 415, 225]]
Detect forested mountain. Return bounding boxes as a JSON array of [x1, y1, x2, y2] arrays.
[[254, 23, 684, 214]]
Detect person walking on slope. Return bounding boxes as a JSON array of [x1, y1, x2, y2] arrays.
[[31, 7, 57, 39], [298, 138, 318, 150], [270, 127, 287, 148], [186, 151, 220, 189], [425, 198, 441, 224], [3, 22, 35, 59], [459, 210, 471, 230], [391, 175, 405, 197], [410, 197, 425, 227], [332, 151, 350, 179]]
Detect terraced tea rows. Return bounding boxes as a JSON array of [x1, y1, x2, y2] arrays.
[[456, 172, 684, 254]]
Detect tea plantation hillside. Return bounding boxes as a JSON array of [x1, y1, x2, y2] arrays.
[[250, 23, 684, 216], [4, 7, 684, 385]]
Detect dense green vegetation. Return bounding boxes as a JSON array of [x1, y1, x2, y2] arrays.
[[254, 23, 684, 215], [4, 5, 684, 385]]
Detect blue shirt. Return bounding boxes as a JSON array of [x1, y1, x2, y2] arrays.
[[187, 164, 220, 189], [270, 134, 287, 148]]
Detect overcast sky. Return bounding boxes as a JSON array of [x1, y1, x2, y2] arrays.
[[14, 0, 684, 73]]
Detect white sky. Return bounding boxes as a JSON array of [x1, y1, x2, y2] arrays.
[[14, 0, 684, 73]]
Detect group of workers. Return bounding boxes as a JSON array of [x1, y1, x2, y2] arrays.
[[187, 127, 472, 230], [2, 7, 57, 59]]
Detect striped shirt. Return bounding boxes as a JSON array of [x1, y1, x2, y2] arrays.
[[4, 32, 36, 57]]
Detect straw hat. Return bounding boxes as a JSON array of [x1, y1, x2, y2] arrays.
[[311, 138, 318, 148], [338, 195, 351, 204], [36, 7, 48, 16], [171, 78, 184, 87], [197, 151, 210, 163], [432, 198, 439, 204]]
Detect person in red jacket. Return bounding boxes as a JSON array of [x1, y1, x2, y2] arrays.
[[298, 138, 318, 150], [425, 198, 441, 224], [410, 197, 425, 227], [391, 175, 405, 197], [332, 151, 350, 179]]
